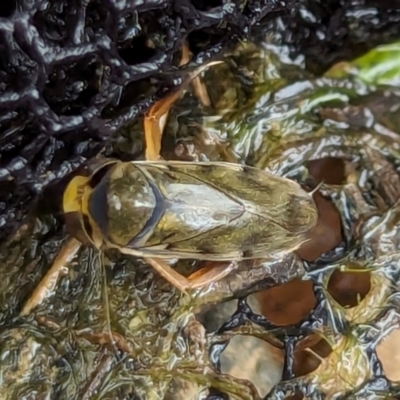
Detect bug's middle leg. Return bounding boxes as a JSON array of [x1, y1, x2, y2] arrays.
[[186, 260, 239, 289], [144, 257, 238, 292]]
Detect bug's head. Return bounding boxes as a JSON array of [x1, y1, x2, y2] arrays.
[[62, 158, 118, 249]]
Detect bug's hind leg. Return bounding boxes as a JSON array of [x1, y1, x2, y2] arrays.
[[144, 43, 221, 161], [145, 257, 238, 292], [144, 87, 187, 161], [144, 43, 193, 161]]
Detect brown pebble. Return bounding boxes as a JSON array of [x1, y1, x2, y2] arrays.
[[293, 336, 332, 377], [284, 393, 304, 400], [256, 279, 316, 326], [295, 192, 342, 262], [307, 157, 346, 185], [327, 268, 371, 307]]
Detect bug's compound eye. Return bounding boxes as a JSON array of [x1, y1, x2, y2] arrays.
[[62, 160, 117, 242], [63, 173, 101, 247], [88, 163, 114, 189], [63, 175, 96, 244], [86, 172, 110, 241]]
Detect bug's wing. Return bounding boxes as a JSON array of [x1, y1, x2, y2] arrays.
[[126, 161, 318, 260], [127, 208, 312, 261], [165, 161, 317, 231], [136, 160, 317, 231]]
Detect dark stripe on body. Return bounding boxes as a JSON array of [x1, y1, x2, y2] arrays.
[[128, 178, 166, 248]]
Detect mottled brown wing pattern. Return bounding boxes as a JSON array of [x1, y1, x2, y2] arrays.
[[112, 161, 318, 260]]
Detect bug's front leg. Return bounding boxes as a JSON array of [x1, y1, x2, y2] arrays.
[[144, 257, 239, 292], [20, 237, 82, 316]]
